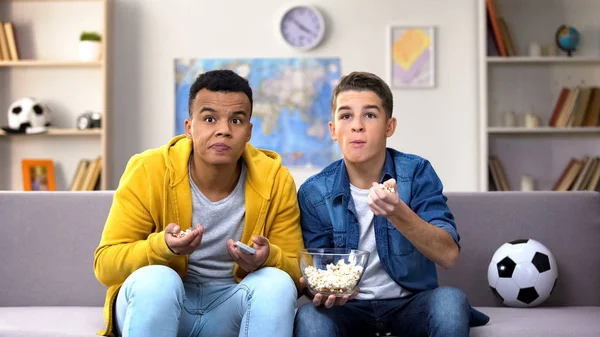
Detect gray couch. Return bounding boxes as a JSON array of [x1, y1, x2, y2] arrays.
[[0, 191, 599, 337]]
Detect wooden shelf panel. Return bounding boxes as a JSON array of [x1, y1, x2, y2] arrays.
[[0, 128, 102, 136], [487, 56, 600, 64], [488, 127, 600, 135], [0, 60, 103, 67]]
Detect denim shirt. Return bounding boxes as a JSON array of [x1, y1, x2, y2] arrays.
[[297, 148, 460, 293]]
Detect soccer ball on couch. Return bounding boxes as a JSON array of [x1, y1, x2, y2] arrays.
[[487, 238, 558, 307]]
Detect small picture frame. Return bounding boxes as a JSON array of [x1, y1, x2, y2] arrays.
[[388, 25, 436, 88], [22, 159, 56, 191]]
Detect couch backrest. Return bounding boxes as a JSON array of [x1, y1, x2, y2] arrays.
[[438, 191, 600, 307], [0, 191, 113, 307], [1, 191, 598, 308]]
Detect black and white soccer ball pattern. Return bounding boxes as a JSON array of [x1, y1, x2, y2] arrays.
[[6, 97, 51, 133], [488, 238, 558, 307]]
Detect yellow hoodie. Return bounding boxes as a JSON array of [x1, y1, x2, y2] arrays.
[[93, 135, 305, 336]]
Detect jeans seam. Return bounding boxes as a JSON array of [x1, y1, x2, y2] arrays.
[[426, 311, 432, 336], [243, 291, 253, 337]]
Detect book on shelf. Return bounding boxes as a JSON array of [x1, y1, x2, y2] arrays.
[[549, 87, 600, 128], [488, 155, 511, 191], [497, 18, 515, 56], [69, 156, 102, 191], [486, 0, 515, 57], [0, 22, 19, 61], [587, 159, 600, 192], [0, 22, 10, 61], [553, 156, 600, 191]]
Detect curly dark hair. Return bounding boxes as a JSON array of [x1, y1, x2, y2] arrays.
[[188, 69, 253, 117]]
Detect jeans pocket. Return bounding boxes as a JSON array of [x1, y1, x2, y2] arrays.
[[387, 224, 415, 256]]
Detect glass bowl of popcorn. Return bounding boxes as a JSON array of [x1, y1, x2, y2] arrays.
[[298, 248, 370, 297]]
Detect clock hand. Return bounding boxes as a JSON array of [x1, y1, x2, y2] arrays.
[[291, 17, 316, 37]]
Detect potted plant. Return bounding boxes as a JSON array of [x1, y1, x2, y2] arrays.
[[78, 31, 102, 61]]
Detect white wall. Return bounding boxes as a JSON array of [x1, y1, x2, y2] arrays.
[[110, 0, 480, 191]]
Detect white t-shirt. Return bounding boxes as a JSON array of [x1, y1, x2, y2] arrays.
[[351, 184, 412, 300]]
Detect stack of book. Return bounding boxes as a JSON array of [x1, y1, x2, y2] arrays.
[[549, 87, 600, 127], [69, 157, 102, 191], [489, 155, 511, 191], [553, 156, 600, 192], [0, 21, 19, 61]]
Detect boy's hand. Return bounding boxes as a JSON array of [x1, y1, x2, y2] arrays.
[[164, 223, 203, 255], [226, 236, 270, 273], [368, 178, 404, 217]]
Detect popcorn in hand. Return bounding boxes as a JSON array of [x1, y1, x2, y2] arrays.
[[304, 260, 363, 294], [172, 229, 192, 238], [379, 183, 395, 193]]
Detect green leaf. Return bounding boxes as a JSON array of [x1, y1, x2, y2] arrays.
[[80, 31, 102, 42]]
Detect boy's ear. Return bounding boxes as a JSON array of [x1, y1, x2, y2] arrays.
[[328, 121, 337, 141], [386, 117, 397, 137], [184, 118, 192, 139], [246, 122, 253, 142]]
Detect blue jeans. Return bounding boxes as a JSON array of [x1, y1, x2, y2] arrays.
[[294, 287, 470, 337], [115, 265, 297, 337]]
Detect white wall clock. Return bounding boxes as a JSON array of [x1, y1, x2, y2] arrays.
[[279, 5, 326, 50]]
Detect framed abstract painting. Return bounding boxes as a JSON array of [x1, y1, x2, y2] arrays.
[[388, 25, 435, 88]]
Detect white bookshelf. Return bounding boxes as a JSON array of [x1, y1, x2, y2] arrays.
[[479, 0, 600, 191], [0, 0, 109, 191]]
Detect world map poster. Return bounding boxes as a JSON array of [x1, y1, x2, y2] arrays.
[[175, 58, 342, 168]]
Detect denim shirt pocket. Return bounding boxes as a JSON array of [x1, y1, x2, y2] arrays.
[[333, 229, 346, 248], [386, 224, 415, 256]]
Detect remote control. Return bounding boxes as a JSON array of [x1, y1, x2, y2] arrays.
[[234, 241, 256, 255]]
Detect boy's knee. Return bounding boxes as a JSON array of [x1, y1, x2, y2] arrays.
[[294, 304, 337, 337], [253, 267, 296, 297], [295, 304, 317, 325], [124, 265, 184, 300], [428, 287, 470, 332], [430, 287, 469, 310]]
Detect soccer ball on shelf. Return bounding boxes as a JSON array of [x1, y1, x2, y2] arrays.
[[488, 238, 558, 308], [1, 97, 52, 134]]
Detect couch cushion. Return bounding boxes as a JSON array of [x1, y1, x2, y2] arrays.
[[0, 307, 103, 337], [1, 305, 598, 336], [471, 306, 600, 337]]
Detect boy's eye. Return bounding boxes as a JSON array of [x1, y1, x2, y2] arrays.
[[340, 114, 351, 120], [204, 116, 215, 123], [231, 118, 243, 124], [366, 113, 377, 118]]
